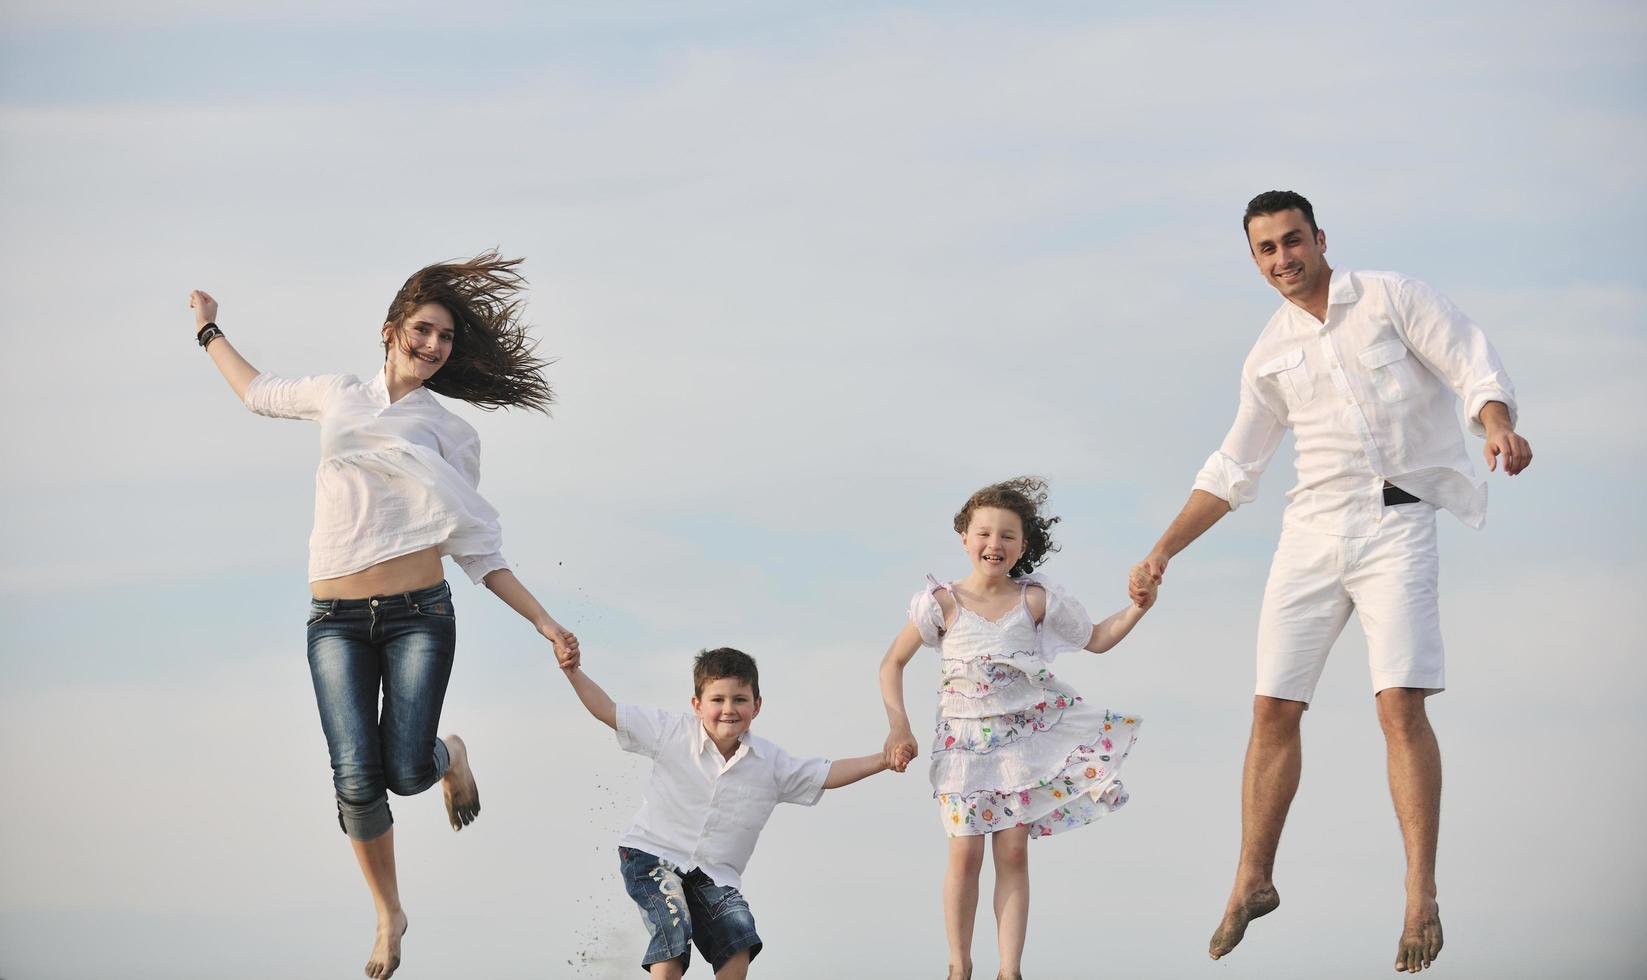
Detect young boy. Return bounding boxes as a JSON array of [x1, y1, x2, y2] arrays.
[[563, 646, 889, 978]]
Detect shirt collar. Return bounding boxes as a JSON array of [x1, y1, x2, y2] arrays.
[[1327, 267, 1360, 307], [696, 723, 763, 759], [372, 364, 431, 408]]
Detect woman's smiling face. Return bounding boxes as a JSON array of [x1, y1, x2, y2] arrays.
[[383, 302, 455, 381]]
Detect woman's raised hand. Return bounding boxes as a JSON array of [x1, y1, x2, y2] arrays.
[[884, 728, 919, 773], [189, 290, 218, 332]]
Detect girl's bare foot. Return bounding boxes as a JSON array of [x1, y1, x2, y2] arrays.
[[1209, 883, 1280, 959], [366, 909, 407, 979], [1395, 901, 1442, 972], [441, 734, 480, 831]]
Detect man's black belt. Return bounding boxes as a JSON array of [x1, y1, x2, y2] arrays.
[[1383, 484, 1422, 506]]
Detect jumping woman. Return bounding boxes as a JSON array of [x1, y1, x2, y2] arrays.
[[188, 252, 578, 978]]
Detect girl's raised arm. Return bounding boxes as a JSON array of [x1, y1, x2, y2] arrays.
[[1084, 565, 1158, 654], [189, 290, 260, 400], [879, 621, 924, 772]]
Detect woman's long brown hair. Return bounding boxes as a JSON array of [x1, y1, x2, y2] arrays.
[[383, 250, 554, 412]]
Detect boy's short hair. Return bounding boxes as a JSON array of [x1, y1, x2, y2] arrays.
[[693, 647, 760, 700]]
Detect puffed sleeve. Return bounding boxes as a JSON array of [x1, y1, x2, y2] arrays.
[[1035, 579, 1094, 661], [242, 373, 345, 420], [773, 747, 831, 807], [908, 577, 947, 647]]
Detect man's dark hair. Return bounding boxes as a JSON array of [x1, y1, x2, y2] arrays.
[[1243, 190, 1319, 237], [693, 647, 760, 700]]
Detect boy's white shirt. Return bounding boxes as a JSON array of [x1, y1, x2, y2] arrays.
[[615, 704, 831, 891]]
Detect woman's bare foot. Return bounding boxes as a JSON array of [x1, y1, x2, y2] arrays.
[[1395, 901, 1442, 972], [946, 965, 972, 980], [441, 734, 480, 831], [1209, 883, 1280, 959], [365, 909, 407, 979]]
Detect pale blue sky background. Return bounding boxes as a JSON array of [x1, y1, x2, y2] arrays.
[[1, 2, 1643, 978]]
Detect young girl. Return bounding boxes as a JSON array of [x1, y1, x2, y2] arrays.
[[188, 252, 578, 980], [880, 478, 1156, 980]]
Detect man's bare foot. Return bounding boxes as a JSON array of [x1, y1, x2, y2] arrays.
[[365, 909, 407, 979], [1209, 883, 1280, 960], [1395, 901, 1442, 972], [441, 734, 480, 831]]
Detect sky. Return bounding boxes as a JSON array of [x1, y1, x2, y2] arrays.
[[1, 1, 1644, 978]]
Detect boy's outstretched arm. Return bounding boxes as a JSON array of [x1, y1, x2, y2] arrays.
[[563, 666, 617, 730], [1085, 565, 1157, 654], [823, 753, 889, 790]]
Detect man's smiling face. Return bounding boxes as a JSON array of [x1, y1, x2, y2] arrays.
[[1247, 208, 1329, 303]]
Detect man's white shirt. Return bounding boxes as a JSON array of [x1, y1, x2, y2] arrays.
[[1194, 268, 1517, 536]]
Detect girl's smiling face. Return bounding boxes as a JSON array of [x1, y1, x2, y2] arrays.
[[962, 506, 1026, 579]]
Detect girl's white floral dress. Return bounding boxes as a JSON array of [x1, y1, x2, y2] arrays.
[[910, 573, 1140, 838]]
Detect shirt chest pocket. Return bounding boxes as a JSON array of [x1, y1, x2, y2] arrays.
[[1258, 348, 1314, 410], [1358, 340, 1414, 402], [716, 779, 778, 831]]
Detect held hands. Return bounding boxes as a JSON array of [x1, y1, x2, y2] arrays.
[[539, 620, 580, 670], [883, 728, 919, 773], [1128, 559, 1162, 609], [189, 290, 218, 332]]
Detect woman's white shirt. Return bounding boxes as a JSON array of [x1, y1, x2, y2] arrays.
[[244, 366, 509, 584]]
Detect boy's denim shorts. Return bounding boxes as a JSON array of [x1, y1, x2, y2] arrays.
[[618, 846, 762, 973]]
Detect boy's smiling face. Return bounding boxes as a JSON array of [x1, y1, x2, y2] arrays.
[[692, 676, 761, 745]]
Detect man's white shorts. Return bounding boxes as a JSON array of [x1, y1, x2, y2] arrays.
[[1256, 502, 1444, 704]]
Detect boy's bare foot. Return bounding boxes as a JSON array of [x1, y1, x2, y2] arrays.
[[365, 909, 407, 979], [441, 734, 480, 831], [1395, 901, 1442, 972], [1209, 883, 1280, 959]]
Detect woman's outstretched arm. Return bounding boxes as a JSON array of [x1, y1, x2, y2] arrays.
[[482, 568, 580, 666], [189, 290, 259, 400]]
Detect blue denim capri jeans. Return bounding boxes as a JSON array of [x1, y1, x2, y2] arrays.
[[305, 581, 456, 840], [618, 846, 763, 973]]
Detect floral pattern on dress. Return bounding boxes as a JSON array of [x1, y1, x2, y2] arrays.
[[936, 711, 1140, 838], [911, 575, 1142, 840]]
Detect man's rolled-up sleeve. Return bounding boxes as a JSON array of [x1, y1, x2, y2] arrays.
[[1395, 278, 1518, 437], [1192, 375, 1287, 511]]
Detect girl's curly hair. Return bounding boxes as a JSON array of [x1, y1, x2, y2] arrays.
[[952, 477, 1062, 578], [382, 249, 554, 413]]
